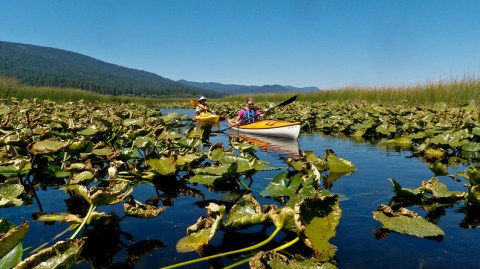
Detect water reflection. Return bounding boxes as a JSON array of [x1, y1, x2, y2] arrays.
[[228, 133, 300, 156]]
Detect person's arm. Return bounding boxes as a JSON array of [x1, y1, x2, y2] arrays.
[[236, 109, 244, 124], [256, 108, 269, 118]]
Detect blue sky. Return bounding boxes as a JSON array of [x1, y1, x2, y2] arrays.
[[1, 1, 480, 89]]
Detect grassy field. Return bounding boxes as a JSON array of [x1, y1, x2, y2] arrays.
[[1, 76, 479, 105]]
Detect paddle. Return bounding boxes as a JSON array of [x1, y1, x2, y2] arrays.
[[212, 95, 297, 133], [189, 99, 198, 107]]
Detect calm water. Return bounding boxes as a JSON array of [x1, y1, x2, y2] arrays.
[[3, 108, 479, 269]]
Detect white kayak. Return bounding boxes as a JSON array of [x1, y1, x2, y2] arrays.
[[228, 119, 301, 139]]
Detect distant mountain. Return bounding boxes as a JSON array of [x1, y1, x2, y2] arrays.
[[0, 41, 222, 98], [177, 80, 319, 94]]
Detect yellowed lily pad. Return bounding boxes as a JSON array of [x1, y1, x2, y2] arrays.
[[294, 193, 341, 261], [124, 196, 165, 219], [75, 182, 132, 205], [14, 239, 85, 269], [176, 204, 225, 253]]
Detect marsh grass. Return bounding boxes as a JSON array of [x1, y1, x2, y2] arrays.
[[2, 76, 479, 106], [222, 79, 480, 105]]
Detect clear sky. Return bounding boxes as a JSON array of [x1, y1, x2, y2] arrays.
[[1, 1, 480, 89]]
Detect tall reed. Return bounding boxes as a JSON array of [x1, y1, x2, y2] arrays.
[[222, 79, 480, 105]]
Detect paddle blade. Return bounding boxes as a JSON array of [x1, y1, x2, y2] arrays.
[[189, 100, 198, 107], [270, 95, 297, 110]]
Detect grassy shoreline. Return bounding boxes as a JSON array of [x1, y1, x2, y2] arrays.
[[1, 76, 479, 105]]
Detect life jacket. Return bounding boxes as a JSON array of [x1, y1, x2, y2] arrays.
[[241, 108, 257, 123], [196, 103, 209, 113]]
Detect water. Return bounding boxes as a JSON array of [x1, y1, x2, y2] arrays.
[[3, 108, 479, 268]]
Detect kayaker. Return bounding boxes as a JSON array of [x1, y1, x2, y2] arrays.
[[195, 96, 210, 118], [235, 97, 269, 125]]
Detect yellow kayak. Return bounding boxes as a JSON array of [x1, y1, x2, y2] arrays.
[[228, 119, 301, 139], [194, 112, 220, 124]]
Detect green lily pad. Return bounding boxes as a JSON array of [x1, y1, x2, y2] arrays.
[[373, 205, 444, 238], [458, 167, 480, 186], [29, 139, 70, 154], [388, 178, 423, 197], [77, 125, 99, 136], [472, 127, 480, 137], [187, 174, 222, 185], [146, 156, 177, 176], [132, 136, 154, 150], [0, 243, 22, 269], [0, 183, 24, 208], [0, 220, 29, 260], [0, 161, 31, 177], [326, 150, 355, 173], [224, 194, 270, 228], [91, 146, 116, 157], [260, 172, 302, 198], [68, 141, 94, 155], [123, 118, 144, 127], [68, 171, 95, 186], [466, 185, 480, 206], [427, 161, 449, 176], [461, 142, 480, 152]]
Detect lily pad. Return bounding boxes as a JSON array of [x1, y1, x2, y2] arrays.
[[29, 139, 70, 155], [421, 177, 465, 200], [325, 150, 356, 173], [294, 194, 341, 261], [176, 203, 225, 253], [124, 196, 165, 219], [260, 172, 302, 198], [14, 239, 85, 269], [373, 205, 444, 238], [75, 182, 132, 205], [0, 220, 29, 259], [224, 194, 270, 228], [249, 251, 336, 269], [388, 178, 422, 197], [77, 125, 99, 136], [0, 183, 24, 208], [146, 156, 177, 176]]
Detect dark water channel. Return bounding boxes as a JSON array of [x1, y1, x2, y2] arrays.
[[3, 108, 480, 269]]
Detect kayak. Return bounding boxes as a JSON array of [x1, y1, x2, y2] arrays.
[[194, 112, 221, 124], [228, 119, 301, 139]]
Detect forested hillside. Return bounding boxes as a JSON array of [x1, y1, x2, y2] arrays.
[[0, 41, 222, 98], [177, 79, 319, 94]]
